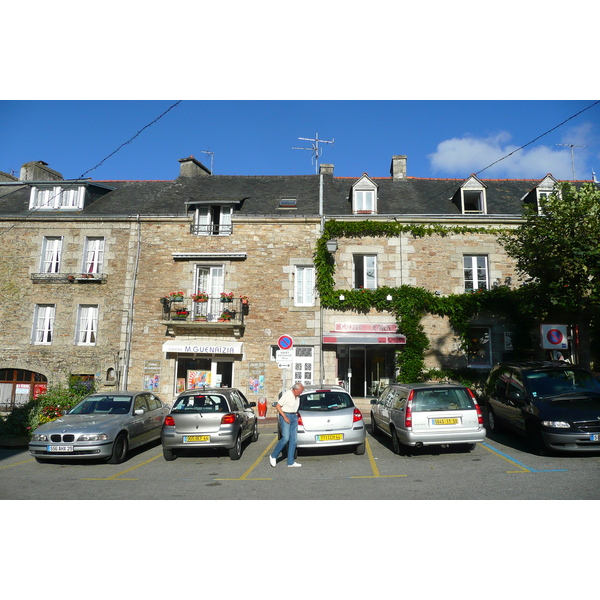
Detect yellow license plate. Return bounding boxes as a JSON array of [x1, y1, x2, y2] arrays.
[[317, 434, 343, 442], [183, 435, 210, 442], [431, 418, 459, 426]]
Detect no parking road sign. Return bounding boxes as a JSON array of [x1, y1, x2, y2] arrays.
[[541, 324, 568, 349], [277, 335, 294, 350]]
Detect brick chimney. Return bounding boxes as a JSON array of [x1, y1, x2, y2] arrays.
[[319, 163, 334, 176], [178, 156, 211, 177], [20, 161, 64, 181], [390, 155, 407, 180]]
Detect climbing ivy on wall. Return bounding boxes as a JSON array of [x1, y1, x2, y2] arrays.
[[314, 220, 534, 382]]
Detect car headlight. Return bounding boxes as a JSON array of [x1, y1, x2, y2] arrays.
[[31, 434, 48, 442], [541, 421, 570, 428], [77, 433, 110, 441]]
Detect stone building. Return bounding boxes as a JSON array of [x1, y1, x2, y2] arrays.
[[0, 155, 579, 409]]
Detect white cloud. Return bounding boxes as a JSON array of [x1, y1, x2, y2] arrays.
[[428, 125, 596, 180]]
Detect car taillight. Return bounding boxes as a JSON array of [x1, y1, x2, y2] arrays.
[[353, 408, 363, 422], [297, 413, 304, 426], [467, 389, 484, 425], [405, 390, 414, 428], [164, 415, 175, 427], [221, 413, 236, 425]]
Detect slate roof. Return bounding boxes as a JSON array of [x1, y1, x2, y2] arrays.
[[0, 172, 594, 219]]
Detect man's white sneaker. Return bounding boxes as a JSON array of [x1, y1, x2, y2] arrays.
[[269, 455, 276, 468], [288, 462, 302, 468]]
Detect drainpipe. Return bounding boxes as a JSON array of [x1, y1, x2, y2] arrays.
[[122, 215, 141, 389], [319, 171, 325, 385]]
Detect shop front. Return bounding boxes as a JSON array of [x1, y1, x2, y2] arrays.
[[323, 322, 405, 398], [161, 339, 243, 395]]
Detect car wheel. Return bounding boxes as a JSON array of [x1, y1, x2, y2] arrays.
[[354, 441, 366, 455], [391, 428, 401, 455], [371, 414, 379, 436], [463, 443, 477, 452], [107, 433, 128, 464], [251, 421, 259, 442], [229, 434, 242, 460], [527, 424, 549, 456], [487, 406, 500, 432], [163, 447, 176, 461]]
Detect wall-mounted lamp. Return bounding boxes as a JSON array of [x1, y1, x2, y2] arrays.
[[339, 294, 345, 301], [326, 239, 338, 252]]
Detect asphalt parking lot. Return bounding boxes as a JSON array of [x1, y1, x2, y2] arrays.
[[1, 417, 599, 500]]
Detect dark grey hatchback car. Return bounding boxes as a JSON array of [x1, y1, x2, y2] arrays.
[[481, 361, 600, 454]]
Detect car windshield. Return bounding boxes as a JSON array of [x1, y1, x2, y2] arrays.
[[69, 396, 132, 415], [299, 391, 354, 411], [527, 369, 600, 398], [172, 394, 229, 412], [412, 388, 474, 411]]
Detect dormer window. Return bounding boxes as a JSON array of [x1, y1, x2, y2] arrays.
[[352, 175, 378, 214], [457, 176, 487, 214], [29, 185, 85, 210], [192, 204, 233, 236], [535, 174, 559, 214]]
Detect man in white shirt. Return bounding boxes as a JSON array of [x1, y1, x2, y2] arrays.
[[269, 382, 304, 468]]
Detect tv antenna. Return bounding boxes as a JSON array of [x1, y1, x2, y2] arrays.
[[293, 133, 334, 174], [556, 143, 587, 179], [200, 150, 214, 174]]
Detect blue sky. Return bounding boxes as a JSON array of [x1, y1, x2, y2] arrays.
[[1, 100, 599, 182]]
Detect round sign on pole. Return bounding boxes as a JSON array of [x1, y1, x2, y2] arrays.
[[277, 335, 294, 350]]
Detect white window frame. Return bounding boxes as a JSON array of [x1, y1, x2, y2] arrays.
[[463, 255, 489, 291], [294, 266, 315, 307], [29, 186, 85, 210], [32, 305, 55, 344], [41, 236, 63, 273], [353, 254, 377, 290], [461, 188, 486, 213], [354, 189, 376, 213], [83, 237, 105, 274], [194, 205, 233, 236], [76, 305, 98, 345], [195, 264, 225, 320]]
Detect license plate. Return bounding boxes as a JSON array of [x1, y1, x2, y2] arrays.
[[591, 434, 599, 441], [47, 445, 73, 452], [430, 418, 459, 426], [316, 434, 343, 442], [183, 435, 210, 443]]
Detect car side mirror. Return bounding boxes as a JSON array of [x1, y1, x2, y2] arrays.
[[370, 399, 377, 405], [508, 391, 525, 402], [249, 402, 257, 407], [134, 408, 145, 415]]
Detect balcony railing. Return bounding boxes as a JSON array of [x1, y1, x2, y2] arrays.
[[189, 223, 233, 236], [160, 296, 248, 325]]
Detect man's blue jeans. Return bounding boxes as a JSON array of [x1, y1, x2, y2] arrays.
[[271, 413, 298, 465]]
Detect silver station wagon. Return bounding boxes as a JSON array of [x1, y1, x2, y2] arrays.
[[29, 391, 170, 464], [161, 388, 258, 461], [371, 383, 486, 455]]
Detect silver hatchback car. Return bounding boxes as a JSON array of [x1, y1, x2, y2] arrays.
[[371, 383, 486, 455], [161, 388, 258, 461], [291, 385, 366, 455]]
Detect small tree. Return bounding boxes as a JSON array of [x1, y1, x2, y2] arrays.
[[499, 182, 600, 368]]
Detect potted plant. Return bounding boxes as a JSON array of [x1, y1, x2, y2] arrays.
[[220, 292, 234, 303], [191, 292, 209, 302], [219, 310, 233, 321], [240, 295, 249, 305], [173, 308, 189, 320], [169, 291, 184, 301]]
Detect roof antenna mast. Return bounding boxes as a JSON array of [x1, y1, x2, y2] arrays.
[[293, 133, 334, 174], [556, 143, 587, 180], [200, 150, 214, 174]]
